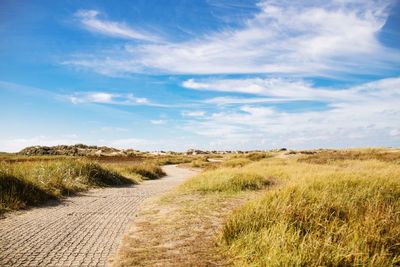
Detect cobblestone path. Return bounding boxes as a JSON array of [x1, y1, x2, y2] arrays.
[[0, 165, 197, 267]]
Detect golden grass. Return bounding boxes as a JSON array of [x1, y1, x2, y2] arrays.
[[112, 149, 399, 266], [221, 158, 400, 266], [180, 168, 271, 193], [298, 148, 400, 164], [0, 159, 133, 214], [107, 162, 166, 181], [222, 158, 252, 168], [0, 156, 169, 214]]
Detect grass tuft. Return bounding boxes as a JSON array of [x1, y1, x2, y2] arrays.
[[222, 158, 252, 168], [181, 168, 271, 193], [120, 163, 165, 180]]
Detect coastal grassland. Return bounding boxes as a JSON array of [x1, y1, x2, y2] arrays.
[[113, 155, 273, 266], [180, 168, 271, 193], [0, 159, 135, 214], [104, 161, 165, 181], [0, 154, 177, 214], [113, 148, 400, 266], [221, 151, 400, 266]]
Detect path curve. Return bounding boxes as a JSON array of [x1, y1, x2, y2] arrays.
[[0, 165, 197, 267]]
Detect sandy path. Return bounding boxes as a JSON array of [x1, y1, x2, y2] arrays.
[[0, 165, 197, 267]]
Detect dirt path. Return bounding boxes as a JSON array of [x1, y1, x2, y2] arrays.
[[0, 165, 197, 267]]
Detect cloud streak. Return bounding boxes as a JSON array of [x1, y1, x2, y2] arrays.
[[75, 9, 161, 42], [182, 76, 400, 149], [68, 92, 149, 105], [67, 1, 398, 76]]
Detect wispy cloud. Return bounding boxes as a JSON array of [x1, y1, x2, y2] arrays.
[[66, 1, 398, 76], [183, 77, 400, 149], [68, 92, 149, 105], [100, 126, 129, 132], [184, 77, 361, 102], [181, 111, 205, 117], [75, 9, 161, 42], [204, 96, 288, 105], [150, 119, 167, 125]]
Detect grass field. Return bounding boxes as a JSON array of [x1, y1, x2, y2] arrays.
[[0, 152, 200, 214], [113, 148, 400, 266], [0, 150, 223, 215], [1, 148, 399, 266], [220, 149, 400, 266]]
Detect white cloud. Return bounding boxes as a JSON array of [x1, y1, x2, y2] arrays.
[[67, 1, 398, 76], [184, 77, 358, 101], [75, 9, 160, 42], [100, 127, 129, 132], [181, 111, 205, 117], [150, 119, 167, 125], [204, 96, 288, 105], [68, 92, 149, 105], [389, 129, 400, 137], [182, 76, 400, 149]]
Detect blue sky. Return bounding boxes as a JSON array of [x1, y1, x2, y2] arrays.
[[0, 0, 399, 152]]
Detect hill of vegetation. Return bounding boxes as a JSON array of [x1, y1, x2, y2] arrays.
[[18, 144, 137, 156]]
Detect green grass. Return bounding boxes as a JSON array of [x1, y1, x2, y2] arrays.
[[181, 168, 271, 193], [220, 157, 400, 266]]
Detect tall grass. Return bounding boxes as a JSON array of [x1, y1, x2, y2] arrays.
[[119, 163, 165, 180], [220, 158, 400, 266], [222, 158, 252, 168], [0, 159, 133, 214], [299, 148, 400, 164], [181, 168, 271, 193]]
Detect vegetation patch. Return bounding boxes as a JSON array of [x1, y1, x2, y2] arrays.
[[221, 158, 400, 266], [181, 168, 271, 193], [222, 158, 252, 168], [0, 159, 134, 214], [299, 148, 400, 164], [120, 163, 165, 180]]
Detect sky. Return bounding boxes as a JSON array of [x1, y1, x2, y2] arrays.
[[0, 0, 400, 152]]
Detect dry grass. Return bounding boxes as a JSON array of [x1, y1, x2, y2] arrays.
[[298, 148, 400, 164], [112, 187, 263, 267], [111, 148, 400, 266], [180, 168, 272, 193], [0, 155, 170, 214], [221, 155, 400, 266], [107, 162, 166, 182], [0, 159, 133, 214], [222, 158, 252, 168]]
